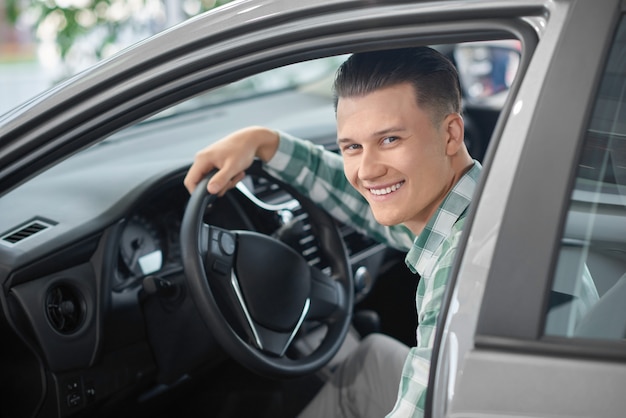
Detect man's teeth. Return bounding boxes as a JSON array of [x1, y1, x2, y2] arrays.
[[370, 181, 404, 196]]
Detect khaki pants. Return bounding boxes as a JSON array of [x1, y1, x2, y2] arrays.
[[298, 333, 409, 418]]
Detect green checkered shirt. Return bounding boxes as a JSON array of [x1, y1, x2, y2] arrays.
[[265, 131, 482, 418]]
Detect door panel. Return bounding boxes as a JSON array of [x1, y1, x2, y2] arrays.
[[431, 1, 626, 417]]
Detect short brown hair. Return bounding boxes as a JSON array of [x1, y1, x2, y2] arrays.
[[333, 47, 462, 123]]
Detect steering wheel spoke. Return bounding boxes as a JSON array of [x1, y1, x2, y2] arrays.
[[236, 293, 310, 357]]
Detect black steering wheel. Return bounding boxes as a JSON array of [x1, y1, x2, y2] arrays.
[[180, 162, 353, 378]]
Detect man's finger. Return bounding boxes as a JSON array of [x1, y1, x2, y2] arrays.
[[183, 164, 211, 194], [207, 169, 235, 195]]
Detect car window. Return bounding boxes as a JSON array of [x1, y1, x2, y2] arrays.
[[145, 56, 347, 121], [544, 17, 626, 340]]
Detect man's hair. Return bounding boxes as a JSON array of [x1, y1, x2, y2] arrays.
[[333, 46, 462, 123]]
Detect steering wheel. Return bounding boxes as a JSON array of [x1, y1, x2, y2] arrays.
[[180, 162, 354, 378]]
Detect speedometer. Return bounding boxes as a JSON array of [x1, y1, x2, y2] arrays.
[[119, 214, 164, 278]]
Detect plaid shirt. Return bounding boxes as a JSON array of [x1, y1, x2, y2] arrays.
[[265, 132, 482, 418]]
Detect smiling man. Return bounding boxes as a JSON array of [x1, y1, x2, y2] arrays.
[[184, 47, 481, 418]]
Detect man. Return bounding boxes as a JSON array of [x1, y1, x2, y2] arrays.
[[184, 47, 481, 418]]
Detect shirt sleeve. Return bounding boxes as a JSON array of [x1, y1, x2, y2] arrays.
[[264, 130, 414, 251]]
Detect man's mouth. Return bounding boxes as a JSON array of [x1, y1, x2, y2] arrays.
[[369, 181, 405, 196]]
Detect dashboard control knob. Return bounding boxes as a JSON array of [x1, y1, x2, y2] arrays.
[[354, 266, 373, 295]]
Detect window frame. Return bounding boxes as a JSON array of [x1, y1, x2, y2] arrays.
[[472, 4, 626, 360]]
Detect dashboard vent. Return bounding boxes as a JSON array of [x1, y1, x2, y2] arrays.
[[291, 207, 323, 266], [1, 220, 53, 245], [339, 224, 380, 257], [45, 284, 85, 334]]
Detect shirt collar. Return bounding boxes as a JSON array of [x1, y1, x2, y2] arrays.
[[405, 161, 482, 276]]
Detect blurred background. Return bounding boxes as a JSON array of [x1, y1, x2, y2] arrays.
[[0, 0, 234, 115]]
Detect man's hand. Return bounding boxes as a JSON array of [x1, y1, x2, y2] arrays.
[[183, 126, 280, 196]]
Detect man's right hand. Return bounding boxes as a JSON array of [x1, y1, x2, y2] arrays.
[[183, 126, 280, 196]]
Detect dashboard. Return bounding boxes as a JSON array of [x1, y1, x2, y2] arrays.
[[0, 158, 389, 418]]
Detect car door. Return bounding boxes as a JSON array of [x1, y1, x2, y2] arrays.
[[431, 0, 626, 417]]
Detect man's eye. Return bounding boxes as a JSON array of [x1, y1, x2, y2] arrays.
[[343, 144, 361, 152], [382, 136, 399, 144]]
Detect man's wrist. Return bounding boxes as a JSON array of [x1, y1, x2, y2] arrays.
[[251, 126, 280, 163]]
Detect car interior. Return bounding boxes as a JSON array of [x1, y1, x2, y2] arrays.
[[0, 41, 521, 418]]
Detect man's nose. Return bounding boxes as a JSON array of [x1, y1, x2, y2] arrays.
[[358, 148, 386, 180]]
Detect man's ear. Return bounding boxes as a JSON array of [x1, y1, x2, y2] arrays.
[[443, 113, 465, 155]]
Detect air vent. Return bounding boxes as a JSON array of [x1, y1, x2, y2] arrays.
[[288, 206, 330, 270], [1, 220, 53, 245], [45, 284, 85, 334], [340, 225, 380, 257]]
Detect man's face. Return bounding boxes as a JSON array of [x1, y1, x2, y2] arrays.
[[337, 82, 458, 234]]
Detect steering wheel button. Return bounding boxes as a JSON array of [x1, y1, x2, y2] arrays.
[[210, 239, 221, 256], [219, 232, 235, 256], [212, 259, 230, 275]]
